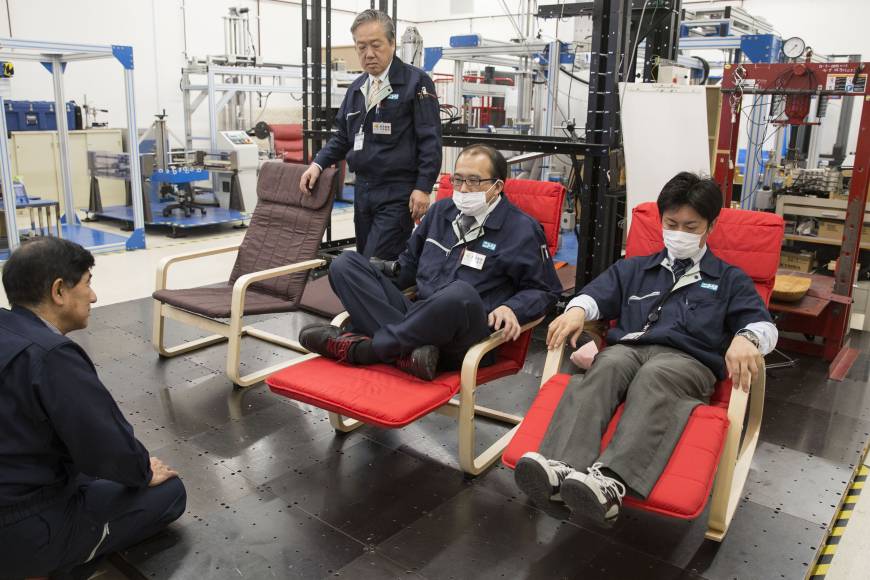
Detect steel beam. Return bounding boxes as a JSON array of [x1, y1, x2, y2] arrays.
[[0, 95, 18, 252], [50, 56, 78, 227]]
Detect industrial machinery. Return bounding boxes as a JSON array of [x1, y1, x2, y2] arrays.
[[0, 39, 145, 257], [87, 112, 252, 237], [181, 6, 355, 158], [400, 26, 423, 67], [714, 60, 870, 377], [214, 130, 259, 212]]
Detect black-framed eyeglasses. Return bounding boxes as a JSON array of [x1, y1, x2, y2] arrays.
[[450, 176, 498, 188]]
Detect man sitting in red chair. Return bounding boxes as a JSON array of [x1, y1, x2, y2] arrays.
[[514, 172, 777, 523], [299, 144, 562, 380]]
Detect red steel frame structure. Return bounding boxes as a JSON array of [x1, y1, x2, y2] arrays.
[[713, 61, 869, 373]]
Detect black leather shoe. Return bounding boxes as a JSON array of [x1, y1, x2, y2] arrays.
[[395, 345, 440, 381], [299, 323, 370, 364]]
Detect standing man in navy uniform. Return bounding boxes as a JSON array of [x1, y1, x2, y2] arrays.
[[300, 8, 442, 260], [299, 144, 562, 381]]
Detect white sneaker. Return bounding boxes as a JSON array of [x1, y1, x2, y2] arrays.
[[514, 452, 574, 505], [561, 462, 627, 522]]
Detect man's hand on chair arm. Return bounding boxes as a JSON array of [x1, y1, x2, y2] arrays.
[[546, 307, 586, 350], [725, 334, 762, 393], [489, 305, 521, 341]]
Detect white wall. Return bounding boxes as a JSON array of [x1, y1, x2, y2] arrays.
[[0, 0, 866, 156]]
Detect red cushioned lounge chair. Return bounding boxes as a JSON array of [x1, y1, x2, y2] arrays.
[[152, 162, 339, 387], [502, 201, 784, 541], [266, 176, 565, 475]]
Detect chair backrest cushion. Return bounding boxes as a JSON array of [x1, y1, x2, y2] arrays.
[[229, 161, 337, 303], [437, 174, 564, 256], [625, 202, 784, 305], [269, 123, 304, 163]]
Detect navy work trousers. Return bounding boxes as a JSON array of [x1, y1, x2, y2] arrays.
[[538, 344, 716, 497], [328, 251, 493, 370], [0, 476, 186, 579], [353, 179, 414, 260]]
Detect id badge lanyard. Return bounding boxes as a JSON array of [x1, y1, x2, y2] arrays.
[[633, 270, 692, 336], [355, 80, 393, 149]]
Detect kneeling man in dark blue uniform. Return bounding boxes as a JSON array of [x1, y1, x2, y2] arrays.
[[0, 238, 186, 579], [514, 172, 777, 523], [300, 143, 562, 380]]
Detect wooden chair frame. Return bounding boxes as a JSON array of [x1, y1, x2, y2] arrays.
[[152, 243, 324, 387], [537, 344, 765, 541]]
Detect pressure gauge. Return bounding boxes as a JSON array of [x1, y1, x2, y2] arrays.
[[782, 36, 806, 59]]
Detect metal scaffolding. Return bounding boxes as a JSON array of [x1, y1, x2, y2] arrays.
[[0, 38, 144, 254]]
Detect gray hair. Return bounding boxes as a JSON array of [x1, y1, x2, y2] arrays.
[[351, 9, 395, 44]]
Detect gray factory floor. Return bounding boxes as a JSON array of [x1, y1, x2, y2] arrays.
[[65, 295, 869, 579]]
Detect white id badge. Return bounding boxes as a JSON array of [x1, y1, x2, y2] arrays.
[[372, 122, 392, 135], [354, 132, 364, 151], [620, 331, 645, 341], [461, 250, 486, 270]]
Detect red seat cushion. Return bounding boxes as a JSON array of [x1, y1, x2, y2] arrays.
[[502, 373, 730, 519], [268, 354, 524, 428]]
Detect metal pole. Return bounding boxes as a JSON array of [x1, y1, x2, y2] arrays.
[[446, 59, 464, 172], [154, 116, 168, 172], [0, 95, 18, 253], [577, 0, 627, 290], [207, 63, 220, 195], [207, 66, 218, 153], [312, 0, 323, 152], [50, 56, 78, 227], [302, 0, 309, 163], [182, 68, 193, 151], [325, 0, 332, 130], [123, 66, 146, 245], [742, 93, 768, 209], [515, 0, 534, 129], [541, 39, 560, 181], [806, 101, 822, 168]]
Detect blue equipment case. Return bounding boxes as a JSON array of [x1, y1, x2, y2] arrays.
[[4, 100, 78, 132]]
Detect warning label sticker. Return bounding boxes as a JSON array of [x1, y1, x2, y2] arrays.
[[825, 73, 868, 93]]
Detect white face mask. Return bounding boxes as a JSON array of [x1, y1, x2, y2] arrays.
[[452, 181, 500, 218], [662, 228, 704, 260]]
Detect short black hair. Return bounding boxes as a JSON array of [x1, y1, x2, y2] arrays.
[[2, 237, 94, 307], [457, 143, 508, 182], [657, 172, 723, 225]]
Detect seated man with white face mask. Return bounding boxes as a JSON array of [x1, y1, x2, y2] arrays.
[[514, 172, 777, 523], [299, 143, 562, 380]]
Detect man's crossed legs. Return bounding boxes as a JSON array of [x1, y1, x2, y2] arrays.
[[299, 252, 492, 380]]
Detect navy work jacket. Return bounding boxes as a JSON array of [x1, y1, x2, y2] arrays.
[[581, 248, 772, 379], [396, 196, 562, 324], [314, 56, 442, 193], [0, 306, 151, 525]]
